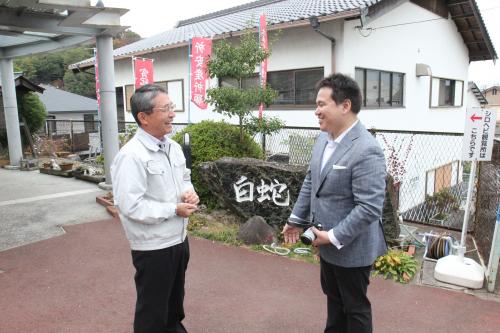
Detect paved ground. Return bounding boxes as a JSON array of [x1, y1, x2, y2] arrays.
[[1, 168, 500, 332], [0, 168, 109, 251]]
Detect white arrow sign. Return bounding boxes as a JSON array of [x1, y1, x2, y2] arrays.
[[462, 107, 497, 161]]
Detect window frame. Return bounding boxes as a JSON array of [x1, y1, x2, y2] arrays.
[[268, 67, 324, 109], [429, 76, 464, 108], [355, 67, 405, 109], [155, 79, 185, 112], [124, 79, 185, 113], [219, 67, 324, 110], [83, 114, 97, 133]]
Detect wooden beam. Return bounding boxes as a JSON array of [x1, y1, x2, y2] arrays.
[[446, 0, 470, 6], [465, 40, 485, 45], [451, 12, 475, 19], [458, 27, 481, 33]]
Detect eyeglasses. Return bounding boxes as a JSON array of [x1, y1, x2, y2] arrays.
[[153, 103, 176, 113]]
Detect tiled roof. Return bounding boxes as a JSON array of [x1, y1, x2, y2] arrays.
[[70, 0, 496, 69], [71, 0, 378, 68], [37, 84, 97, 113]]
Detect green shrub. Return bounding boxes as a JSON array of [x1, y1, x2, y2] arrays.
[[18, 92, 46, 135], [172, 120, 263, 208], [372, 249, 418, 283]]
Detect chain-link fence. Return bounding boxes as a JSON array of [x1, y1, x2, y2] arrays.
[[261, 126, 471, 231], [474, 139, 500, 263], [42, 119, 475, 230], [42, 120, 188, 153]]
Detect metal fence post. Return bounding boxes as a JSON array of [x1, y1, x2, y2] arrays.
[[70, 120, 74, 152], [486, 204, 500, 292], [262, 133, 266, 157]]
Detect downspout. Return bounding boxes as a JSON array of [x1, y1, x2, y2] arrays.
[[309, 16, 336, 73]]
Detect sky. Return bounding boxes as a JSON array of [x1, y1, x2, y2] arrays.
[[92, 0, 500, 88]]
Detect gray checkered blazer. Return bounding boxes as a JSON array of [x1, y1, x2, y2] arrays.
[[291, 121, 387, 267]]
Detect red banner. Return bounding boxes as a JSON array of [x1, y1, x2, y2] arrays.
[[190, 37, 212, 109], [259, 13, 268, 118], [94, 49, 100, 114], [134, 58, 154, 89]]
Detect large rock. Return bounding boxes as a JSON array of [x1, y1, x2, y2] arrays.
[[198, 157, 399, 239], [199, 157, 307, 228], [237, 216, 276, 245]]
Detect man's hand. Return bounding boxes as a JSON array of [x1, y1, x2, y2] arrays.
[[311, 227, 331, 246], [176, 203, 198, 218], [281, 223, 301, 244], [181, 189, 199, 205]]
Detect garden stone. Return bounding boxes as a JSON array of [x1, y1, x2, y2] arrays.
[[199, 157, 400, 241], [199, 157, 306, 228], [266, 153, 289, 164], [237, 216, 276, 245]]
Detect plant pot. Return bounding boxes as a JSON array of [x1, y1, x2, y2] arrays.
[[59, 162, 74, 171], [56, 151, 71, 158]]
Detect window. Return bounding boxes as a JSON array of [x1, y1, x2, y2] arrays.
[[355, 68, 404, 108], [124, 80, 185, 113], [268, 68, 324, 105], [220, 76, 259, 89], [125, 84, 134, 112], [83, 114, 96, 133], [425, 161, 459, 195], [46, 115, 56, 134], [493, 89, 497, 95], [430, 77, 463, 107], [220, 67, 324, 107], [156, 79, 185, 112]]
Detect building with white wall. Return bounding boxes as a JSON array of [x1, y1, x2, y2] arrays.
[[70, 0, 497, 218], [71, 0, 496, 132]]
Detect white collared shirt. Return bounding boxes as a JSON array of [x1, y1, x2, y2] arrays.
[[321, 120, 359, 172]]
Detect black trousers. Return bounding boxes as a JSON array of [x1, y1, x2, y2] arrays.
[[131, 238, 190, 333], [320, 258, 372, 333]]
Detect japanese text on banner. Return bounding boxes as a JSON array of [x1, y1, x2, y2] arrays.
[[94, 49, 100, 114], [258, 13, 268, 118], [134, 58, 154, 89], [190, 37, 212, 109]]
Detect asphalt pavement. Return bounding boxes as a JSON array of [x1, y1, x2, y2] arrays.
[[1, 168, 500, 332]]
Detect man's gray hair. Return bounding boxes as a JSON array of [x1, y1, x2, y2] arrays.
[[131, 84, 167, 125]]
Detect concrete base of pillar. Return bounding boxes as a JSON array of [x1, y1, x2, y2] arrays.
[[98, 182, 113, 191]]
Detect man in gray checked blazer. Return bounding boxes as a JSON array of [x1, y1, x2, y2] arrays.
[[282, 73, 387, 333]]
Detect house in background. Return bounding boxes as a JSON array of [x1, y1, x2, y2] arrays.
[[70, 0, 496, 134], [36, 84, 98, 134], [69, 0, 497, 221], [0, 74, 44, 141], [482, 85, 500, 124]]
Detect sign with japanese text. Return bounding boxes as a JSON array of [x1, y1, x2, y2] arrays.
[[94, 49, 100, 114], [258, 13, 268, 118], [233, 176, 290, 207], [190, 37, 212, 109], [133, 57, 154, 89], [462, 107, 497, 161]]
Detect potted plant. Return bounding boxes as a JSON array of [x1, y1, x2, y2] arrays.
[[58, 162, 74, 171], [74, 164, 105, 183], [425, 188, 459, 225]]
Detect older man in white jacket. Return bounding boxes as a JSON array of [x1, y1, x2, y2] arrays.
[[111, 84, 198, 333]]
